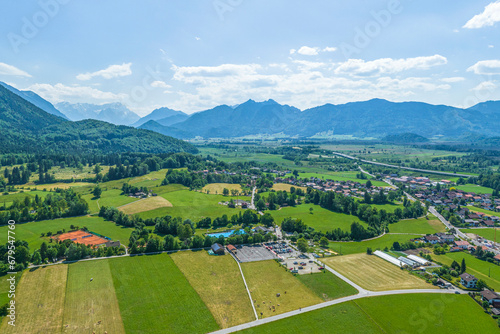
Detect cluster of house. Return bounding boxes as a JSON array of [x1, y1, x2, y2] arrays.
[[275, 176, 393, 198], [413, 188, 500, 213], [388, 175, 452, 188], [200, 168, 266, 181], [456, 209, 500, 228], [414, 232, 456, 245], [458, 274, 500, 313]]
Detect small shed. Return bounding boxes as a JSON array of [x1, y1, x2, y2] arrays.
[[211, 243, 225, 255]]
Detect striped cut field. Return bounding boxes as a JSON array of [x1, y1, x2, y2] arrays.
[[202, 183, 243, 195], [171, 250, 255, 328], [1, 265, 68, 334], [118, 196, 173, 214], [271, 183, 306, 192], [241, 260, 322, 318], [63, 260, 125, 334], [109, 254, 219, 334], [322, 254, 435, 291]]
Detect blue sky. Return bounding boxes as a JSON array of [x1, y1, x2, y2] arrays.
[[0, 0, 499, 115]]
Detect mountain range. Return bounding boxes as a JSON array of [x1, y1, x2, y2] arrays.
[[0, 84, 197, 155], [139, 98, 500, 139], [2, 79, 499, 140], [131, 107, 188, 127], [0, 81, 68, 120], [56, 102, 141, 125]]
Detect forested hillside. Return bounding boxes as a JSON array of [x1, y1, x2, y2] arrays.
[[0, 85, 197, 154]]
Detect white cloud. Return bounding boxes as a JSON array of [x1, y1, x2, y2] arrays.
[[463, 1, 500, 29], [471, 80, 497, 92], [172, 63, 262, 83], [76, 63, 132, 81], [323, 47, 337, 52], [297, 46, 319, 56], [334, 55, 448, 76], [289, 49, 296, 55], [195, 37, 201, 41], [467, 60, 500, 75], [377, 77, 451, 91], [168, 58, 453, 113], [441, 77, 465, 83], [150, 80, 172, 89], [28, 83, 127, 104], [0, 62, 31, 77], [489, 45, 495, 48]]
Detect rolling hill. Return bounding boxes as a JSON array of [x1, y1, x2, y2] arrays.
[[0, 81, 68, 120], [0, 85, 197, 154]]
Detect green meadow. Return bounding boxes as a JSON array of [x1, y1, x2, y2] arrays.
[[295, 271, 358, 301], [328, 234, 422, 255], [389, 216, 446, 234], [455, 184, 494, 194], [239, 294, 498, 334], [109, 254, 219, 334], [462, 228, 500, 242], [432, 252, 500, 291], [271, 203, 367, 233]]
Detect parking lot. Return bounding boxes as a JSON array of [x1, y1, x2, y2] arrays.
[[232, 244, 278, 262], [263, 241, 292, 254], [282, 258, 323, 275]]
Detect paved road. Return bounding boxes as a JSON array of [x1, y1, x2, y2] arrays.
[[209, 288, 459, 334], [331, 152, 472, 178], [228, 251, 259, 321], [275, 226, 283, 240], [312, 257, 368, 294], [249, 186, 257, 210], [358, 166, 375, 178]]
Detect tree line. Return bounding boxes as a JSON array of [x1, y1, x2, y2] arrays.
[[0, 189, 89, 225]]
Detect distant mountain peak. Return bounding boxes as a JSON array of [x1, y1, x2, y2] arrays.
[[56, 101, 139, 125], [132, 107, 186, 127], [0, 81, 68, 120]]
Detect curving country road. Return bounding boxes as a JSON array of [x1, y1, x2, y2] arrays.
[[332, 151, 472, 178], [209, 286, 459, 334]]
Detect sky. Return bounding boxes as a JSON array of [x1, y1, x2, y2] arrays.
[[0, 0, 499, 116]]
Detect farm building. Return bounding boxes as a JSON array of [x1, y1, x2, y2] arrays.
[[105, 240, 121, 248], [211, 243, 225, 255], [398, 256, 416, 267], [407, 255, 430, 266], [374, 251, 403, 267], [227, 244, 237, 253]]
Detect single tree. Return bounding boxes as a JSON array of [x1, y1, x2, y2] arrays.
[[461, 258, 466, 274], [297, 238, 308, 253], [92, 185, 102, 198], [319, 236, 329, 248]]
